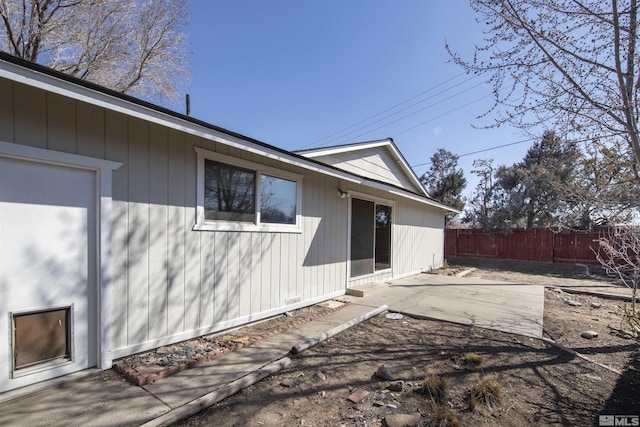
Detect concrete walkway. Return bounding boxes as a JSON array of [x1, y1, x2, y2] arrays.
[[0, 273, 544, 426]]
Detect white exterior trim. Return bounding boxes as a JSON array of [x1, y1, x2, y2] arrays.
[[300, 140, 392, 157], [0, 58, 457, 214], [0, 141, 121, 370], [194, 148, 304, 233], [346, 191, 396, 283], [0, 58, 359, 183], [298, 139, 429, 198]]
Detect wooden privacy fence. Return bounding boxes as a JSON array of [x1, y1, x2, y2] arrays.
[[445, 228, 606, 264]]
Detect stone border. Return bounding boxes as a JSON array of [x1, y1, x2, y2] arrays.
[[113, 300, 351, 387]]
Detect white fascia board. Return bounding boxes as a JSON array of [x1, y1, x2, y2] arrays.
[[0, 60, 361, 185], [353, 174, 459, 212], [383, 143, 429, 197], [0, 60, 450, 210], [300, 139, 392, 157]]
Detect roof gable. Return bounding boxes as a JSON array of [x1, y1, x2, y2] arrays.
[[297, 139, 427, 196]]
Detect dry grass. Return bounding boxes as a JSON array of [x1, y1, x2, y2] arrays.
[[420, 374, 448, 404], [426, 404, 461, 427], [469, 377, 501, 411], [462, 352, 484, 365], [448, 351, 484, 367]]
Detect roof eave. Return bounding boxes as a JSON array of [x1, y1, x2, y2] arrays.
[[0, 52, 443, 210]]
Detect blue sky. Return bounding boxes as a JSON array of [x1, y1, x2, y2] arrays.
[[186, 0, 535, 197]]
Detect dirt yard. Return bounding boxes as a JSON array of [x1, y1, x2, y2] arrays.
[[176, 259, 639, 427]]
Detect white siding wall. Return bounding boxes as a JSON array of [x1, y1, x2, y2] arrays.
[[0, 83, 351, 359], [311, 147, 421, 193], [393, 198, 446, 274]]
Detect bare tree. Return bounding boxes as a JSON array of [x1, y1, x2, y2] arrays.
[[463, 158, 496, 229], [0, 0, 190, 103], [449, 0, 640, 174], [595, 225, 640, 336]]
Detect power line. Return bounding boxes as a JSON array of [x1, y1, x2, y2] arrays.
[[326, 80, 489, 147], [411, 132, 628, 168], [299, 72, 479, 149], [392, 94, 491, 138]]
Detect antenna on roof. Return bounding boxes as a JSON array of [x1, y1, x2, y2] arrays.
[[185, 94, 191, 116]]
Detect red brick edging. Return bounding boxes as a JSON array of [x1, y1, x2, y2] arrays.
[[113, 300, 351, 387]]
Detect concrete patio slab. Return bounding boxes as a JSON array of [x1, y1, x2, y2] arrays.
[[345, 272, 544, 338]]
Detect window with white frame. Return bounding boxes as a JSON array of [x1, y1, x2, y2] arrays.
[[204, 160, 256, 222], [195, 148, 302, 232]]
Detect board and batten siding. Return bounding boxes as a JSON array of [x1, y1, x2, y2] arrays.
[[393, 198, 445, 275], [311, 147, 419, 192], [0, 82, 349, 359]]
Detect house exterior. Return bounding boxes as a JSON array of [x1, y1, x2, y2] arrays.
[[0, 52, 456, 395]]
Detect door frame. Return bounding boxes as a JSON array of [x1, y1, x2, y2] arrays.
[[346, 190, 395, 286], [0, 141, 121, 373]]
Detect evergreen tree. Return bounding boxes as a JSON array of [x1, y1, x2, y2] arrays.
[[420, 148, 467, 224]]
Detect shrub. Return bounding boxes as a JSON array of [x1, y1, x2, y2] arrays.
[[420, 374, 448, 404], [469, 377, 501, 411], [426, 404, 461, 427]]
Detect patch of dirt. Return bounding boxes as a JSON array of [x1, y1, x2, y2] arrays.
[[113, 301, 349, 386], [176, 259, 640, 427]]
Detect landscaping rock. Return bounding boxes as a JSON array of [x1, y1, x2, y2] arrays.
[[375, 365, 394, 381], [591, 302, 602, 308], [386, 313, 404, 320], [565, 299, 583, 307], [315, 371, 327, 381], [155, 346, 172, 355], [581, 330, 599, 339], [383, 413, 423, 427], [347, 388, 369, 403]]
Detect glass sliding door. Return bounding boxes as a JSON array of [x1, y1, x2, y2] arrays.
[[375, 205, 392, 270], [350, 198, 375, 277], [350, 198, 392, 278]]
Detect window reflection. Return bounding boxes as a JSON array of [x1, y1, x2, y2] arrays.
[[204, 160, 255, 222], [375, 205, 392, 270], [260, 175, 297, 224]]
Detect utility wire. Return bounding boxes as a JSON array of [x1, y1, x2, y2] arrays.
[[411, 132, 628, 168], [391, 94, 491, 138], [299, 71, 478, 149], [411, 137, 537, 168], [335, 93, 491, 148], [325, 80, 488, 147]]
